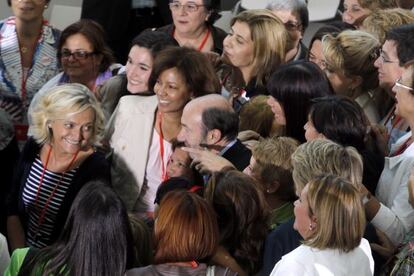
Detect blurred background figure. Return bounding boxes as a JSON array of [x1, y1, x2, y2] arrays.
[[267, 0, 309, 62], [81, 0, 171, 63], [0, 0, 60, 147]]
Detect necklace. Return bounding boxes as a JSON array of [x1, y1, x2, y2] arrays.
[[20, 46, 28, 53]]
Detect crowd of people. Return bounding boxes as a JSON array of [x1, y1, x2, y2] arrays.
[[2, 0, 414, 275]]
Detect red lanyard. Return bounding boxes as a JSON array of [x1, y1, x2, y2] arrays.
[[391, 136, 412, 157], [172, 26, 211, 51], [158, 112, 169, 181], [33, 146, 79, 235]]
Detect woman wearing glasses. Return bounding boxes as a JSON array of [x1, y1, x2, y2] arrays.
[[156, 0, 226, 54], [28, 19, 118, 125], [359, 64, 414, 249], [38, 19, 117, 93], [7, 84, 110, 252], [0, 0, 60, 147]]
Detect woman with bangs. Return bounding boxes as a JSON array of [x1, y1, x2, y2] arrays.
[[217, 9, 290, 112], [322, 29, 381, 123], [270, 174, 374, 276]]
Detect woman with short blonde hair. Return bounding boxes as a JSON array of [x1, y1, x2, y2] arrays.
[[7, 83, 110, 251], [30, 83, 105, 145], [322, 30, 381, 122], [291, 139, 363, 193], [270, 174, 374, 275]]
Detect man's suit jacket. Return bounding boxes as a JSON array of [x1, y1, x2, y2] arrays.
[[222, 139, 251, 171]]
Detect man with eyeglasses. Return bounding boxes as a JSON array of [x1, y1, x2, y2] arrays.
[[374, 23, 414, 145]]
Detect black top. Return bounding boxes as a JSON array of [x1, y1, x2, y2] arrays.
[[156, 24, 227, 54]]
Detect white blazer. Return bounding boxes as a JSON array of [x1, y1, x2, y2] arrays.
[[373, 131, 414, 245], [106, 95, 158, 211]]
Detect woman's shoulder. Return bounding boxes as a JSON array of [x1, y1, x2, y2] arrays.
[[117, 94, 158, 113]]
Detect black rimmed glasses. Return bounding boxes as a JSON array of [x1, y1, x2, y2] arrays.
[[61, 49, 96, 60]]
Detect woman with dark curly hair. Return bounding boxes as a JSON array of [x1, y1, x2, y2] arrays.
[[206, 169, 268, 276]]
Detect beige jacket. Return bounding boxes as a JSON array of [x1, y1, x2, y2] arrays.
[[106, 95, 158, 211]]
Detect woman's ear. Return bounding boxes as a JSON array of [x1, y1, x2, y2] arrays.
[[266, 181, 280, 194]]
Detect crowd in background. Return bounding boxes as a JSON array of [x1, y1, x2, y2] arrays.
[[2, 0, 414, 275]]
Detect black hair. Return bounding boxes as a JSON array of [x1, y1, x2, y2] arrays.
[[267, 60, 333, 143], [201, 107, 239, 142], [386, 23, 414, 65], [202, 0, 222, 24], [19, 180, 134, 276], [309, 95, 369, 151], [129, 30, 178, 57], [154, 177, 203, 205]]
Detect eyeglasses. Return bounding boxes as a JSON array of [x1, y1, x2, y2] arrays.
[[284, 21, 302, 32], [378, 49, 399, 64], [394, 77, 413, 92], [61, 49, 95, 60], [169, 2, 205, 12]]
